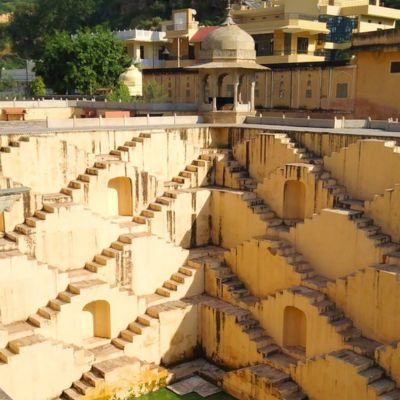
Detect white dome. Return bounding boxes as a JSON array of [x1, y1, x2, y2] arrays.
[[119, 64, 142, 96]]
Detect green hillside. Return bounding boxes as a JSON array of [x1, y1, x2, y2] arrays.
[[0, 0, 34, 13]]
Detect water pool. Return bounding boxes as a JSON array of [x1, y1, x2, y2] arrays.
[[137, 388, 235, 399]]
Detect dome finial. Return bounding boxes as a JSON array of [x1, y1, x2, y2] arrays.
[[223, 0, 235, 26]]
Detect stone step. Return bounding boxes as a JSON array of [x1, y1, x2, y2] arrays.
[[128, 322, 147, 335], [111, 241, 126, 251], [142, 209, 156, 218], [156, 287, 171, 297], [102, 247, 120, 258], [149, 203, 163, 212], [62, 388, 82, 400], [78, 174, 91, 183], [85, 261, 105, 273], [72, 379, 93, 395], [380, 390, 400, 399], [179, 266, 195, 276], [38, 306, 58, 319], [360, 367, 384, 384], [68, 279, 107, 294], [58, 291, 77, 303], [138, 314, 157, 327], [86, 167, 99, 176], [42, 193, 71, 204], [331, 350, 374, 372], [49, 298, 67, 311], [171, 272, 188, 284], [15, 223, 34, 235], [68, 180, 82, 189], [258, 344, 280, 356], [111, 337, 130, 350], [25, 216, 41, 228], [369, 379, 396, 396], [0, 348, 17, 363], [82, 371, 103, 387], [120, 329, 138, 342], [157, 196, 174, 205], [164, 280, 179, 291]]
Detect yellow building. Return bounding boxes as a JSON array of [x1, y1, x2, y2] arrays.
[[352, 28, 400, 119], [231, 0, 329, 64]]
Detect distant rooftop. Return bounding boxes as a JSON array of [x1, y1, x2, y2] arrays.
[[114, 29, 167, 42], [352, 28, 400, 51]]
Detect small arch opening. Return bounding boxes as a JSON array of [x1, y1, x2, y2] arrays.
[[107, 177, 133, 216], [81, 300, 111, 339], [283, 180, 306, 221], [283, 306, 307, 353]]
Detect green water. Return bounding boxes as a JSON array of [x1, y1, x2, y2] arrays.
[[137, 388, 235, 400]]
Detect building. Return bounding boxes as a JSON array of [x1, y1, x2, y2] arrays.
[[352, 28, 400, 119], [115, 29, 168, 69]]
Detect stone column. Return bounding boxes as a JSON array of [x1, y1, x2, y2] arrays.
[[250, 78, 256, 112], [211, 72, 218, 112], [233, 72, 239, 112]]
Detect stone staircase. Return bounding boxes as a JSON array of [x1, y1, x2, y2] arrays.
[[111, 249, 224, 353], [0, 333, 91, 369], [203, 298, 304, 392], [154, 247, 225, 300], [210, 258, 382, 358], [60, 355, 168, 400], [27, 278, 134, 329], [229, 137, 400, 277], [298, 349, 400, 400], [60, 133, 152, 200], [133, 152, 221, 226], [0, 135, 30, 154], [224, 364, 307, 400]]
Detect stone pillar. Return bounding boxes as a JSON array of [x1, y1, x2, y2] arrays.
[[211, 72, 218, 112], [233, 72, 239, 112], [250, 79, 256, 112]]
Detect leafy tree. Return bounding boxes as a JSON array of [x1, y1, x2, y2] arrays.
[[143, 79, 167, 103], [7, 0, 124, 59], [30, 75, 46, 96], [35, 27, 131, 95], [0, 76, 15, 92], [106, 81, 131, 102]]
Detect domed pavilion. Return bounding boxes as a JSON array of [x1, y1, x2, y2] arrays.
[[188, 7, 268, 121]]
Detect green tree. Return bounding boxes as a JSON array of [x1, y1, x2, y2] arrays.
[[30, 76, 46, 96], [7, 0, 123, 59], [35, 27, 131, 95], [143, 79, 166, 103], [106, 81, 131, 102]]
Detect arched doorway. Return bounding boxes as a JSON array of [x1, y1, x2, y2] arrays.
[[217, 73, 233, 110], [283, 306, 307, 351], [81, 300, 111, 339], [283, 180, 306, 220], [107, 177, 133, 216]]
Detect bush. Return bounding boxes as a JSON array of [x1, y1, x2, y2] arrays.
[[30, 75, 46, 96], [106, 81, 131, 102]]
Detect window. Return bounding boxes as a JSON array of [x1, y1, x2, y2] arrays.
[[297, 37, 309, 55], [253, 33, 274, 56], [140, 46, 145, 59], [390, 61, 400, 74], [226, 84, 234, 98], [305, 89, 312, 99], [336, 83, 348, 99], [186, 89, 191, 97]]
